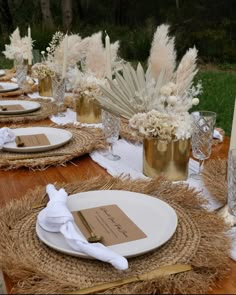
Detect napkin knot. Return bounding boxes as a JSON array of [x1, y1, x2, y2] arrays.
[[37, 184, 128, 270], [0, 127, 16, 147]]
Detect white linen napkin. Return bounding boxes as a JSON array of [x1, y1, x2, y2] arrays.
[[0, 127, 15, 147], [27, 92, 54, 101], [213, 129, 223, 142], [49, 109, 102, 128], [37, 184, 128, 270]]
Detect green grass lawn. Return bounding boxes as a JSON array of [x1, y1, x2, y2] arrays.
[[192, 70, 236, 136], [0, 53, 235, 136]]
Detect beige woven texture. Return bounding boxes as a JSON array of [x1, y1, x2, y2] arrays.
[[0, 176, 231, 294], [0, 100, 61, 124], [202, 159, 227, 206], [0, 125, 107, 170]]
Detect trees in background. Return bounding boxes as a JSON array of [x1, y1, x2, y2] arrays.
[[0, 0, 235, 63]]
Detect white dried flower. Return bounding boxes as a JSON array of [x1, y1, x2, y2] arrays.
[[166, 95, 177, 105], [192, 97, 200, 105], [160, 85, 172, 96]]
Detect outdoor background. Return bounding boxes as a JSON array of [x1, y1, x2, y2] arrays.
[[0, 0, 236, 135]]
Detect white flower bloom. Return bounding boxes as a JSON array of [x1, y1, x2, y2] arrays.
[[166, 95, 177, 105], [192, 97, 200, 105], [160, 85, 172, 96]]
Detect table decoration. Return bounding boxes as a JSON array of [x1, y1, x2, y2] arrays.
[[2, 127, 72, 153], [0, 124, 107, 170], [0, 175, 231, 294], [2, 27, 33, 71], [0, 100, 59, 124], [0, 127, 15, 146], [37, 184, 128, 270], [96, 24, 202, 181], [0, 100, 40, 115], [73, 31, 122, 124]]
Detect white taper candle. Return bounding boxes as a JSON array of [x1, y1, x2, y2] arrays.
[[62, 34, 68, 79], [105, 33, 112, 79], [28, 26, 32, 65]]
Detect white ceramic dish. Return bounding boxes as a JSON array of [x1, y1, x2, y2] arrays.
[[0, 100, 41, 115], [0, 82, 19, 93], [2, 127, 73, 153], [36, 190, 178, 258]]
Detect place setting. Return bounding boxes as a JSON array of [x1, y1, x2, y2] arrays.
[[0, 125, 107, 170], [0, 173, 230, 294]]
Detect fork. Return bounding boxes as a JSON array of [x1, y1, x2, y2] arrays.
[[32, 178, 118, 210], [99, 178, 118, 190]]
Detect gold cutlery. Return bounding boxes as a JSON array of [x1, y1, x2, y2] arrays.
[[77, 211, 102, 243], [31, 178, 118, 212], [66, 264, 192, 294]]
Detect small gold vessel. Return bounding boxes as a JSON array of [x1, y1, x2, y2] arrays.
[[143, 138, 190, 181], [38, 76, 52, 97], [75, 95, 102, 124]]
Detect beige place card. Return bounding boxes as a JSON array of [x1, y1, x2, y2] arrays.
[[73, 204, 147, 246], [16, 133, 50, 147], [0, 104, 25, 111]]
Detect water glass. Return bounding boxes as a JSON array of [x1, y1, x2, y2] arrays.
[[14, 56, 28, 89], [101, 109, 120, 161], [191, 111, 216, 176], [52, 75, 66, 117], [227, 149, 236, 216]]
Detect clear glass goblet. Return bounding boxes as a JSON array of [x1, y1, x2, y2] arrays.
[[51, 75, 66, 117], [190, 111, 216, 178], [14, 55, 28, 90], [101, 109, 121, 161]]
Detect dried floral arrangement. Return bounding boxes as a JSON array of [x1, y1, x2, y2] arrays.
[[96, 24, 202, 141], [2, 27, 33, 60], [32, 32, 89, 80], [73, 31, 122, 101]]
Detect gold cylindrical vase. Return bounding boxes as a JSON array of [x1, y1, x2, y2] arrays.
[[38, 76, 52, 97], [143, 138, 190, 181], [75, 95, 102, 124]]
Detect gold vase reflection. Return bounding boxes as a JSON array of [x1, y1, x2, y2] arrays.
[[75, 95, 102, 124], [143, 138, 190, 181], [38, 76, 52, 97]]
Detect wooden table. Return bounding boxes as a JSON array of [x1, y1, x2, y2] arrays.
[[0, 119, 235, 294]]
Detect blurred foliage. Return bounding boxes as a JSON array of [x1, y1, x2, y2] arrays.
[[191, 70, 236, 136], [0, 0, 236, 64]]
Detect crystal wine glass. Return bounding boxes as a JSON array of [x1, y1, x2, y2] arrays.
[[101, 109, 121, 161], [51, 74, 66, 117], [190, 111, 216, 178]]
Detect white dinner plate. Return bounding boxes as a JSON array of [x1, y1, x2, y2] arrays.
[[0, 70, 5, 77], [0, 82, 19, 93], [2, 127, 73, 153], [36, 190, 178, 258], [0, 100, 41, 115]]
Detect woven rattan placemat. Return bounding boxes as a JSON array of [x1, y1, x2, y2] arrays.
[[0, 176, 231, 294], [0, 125, 107, 170], [202, 159, 227, 205], [0, 100, 61, 124]]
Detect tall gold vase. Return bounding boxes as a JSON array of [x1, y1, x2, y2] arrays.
[[75, 95, 102, 124], [143, 138, 190, 181], [38, 76, 52, 97]]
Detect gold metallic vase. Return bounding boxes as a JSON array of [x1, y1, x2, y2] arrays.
[[75, 95, 102, 123], [38, 76, 52, 97], [143, 138, 190, 181]]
